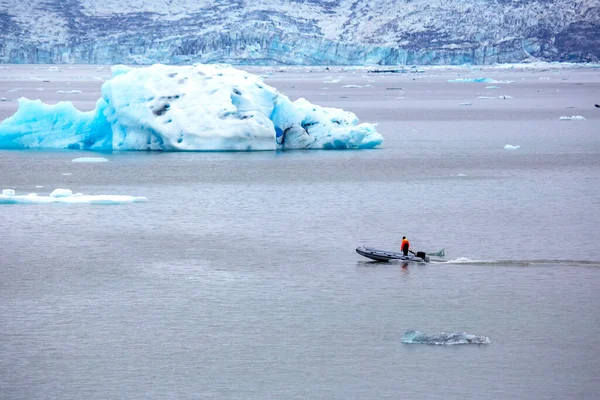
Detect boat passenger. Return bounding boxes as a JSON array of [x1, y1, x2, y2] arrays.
[[401, 236, 410, 256]]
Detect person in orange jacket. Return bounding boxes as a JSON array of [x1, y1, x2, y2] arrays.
[[401, 236, 410, 256]]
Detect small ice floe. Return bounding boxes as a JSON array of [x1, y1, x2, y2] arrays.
[[342, 84, 362, 88], [386, 87, 403, 90], [448, 78, 497, 83], [539, 77, 551, 80], [485, 85, 500, 89], [7, 88, 20, 93], [498, 95, 513, 99], [35, 185, 44, 188], [72, 157, 108, 163], [559, 115, 586, 121], [477, 96, 496, 99], [504, 144, 520, 150], [0, 188, 147, 205], [324, 79, 341, 83], [56, 90, 82, 94], [401, 330, 490, 345], [460, 102, 472, 106], [452, 173, 468, 177], [62, 173, 72, 176], [0, 97, 8, 102]]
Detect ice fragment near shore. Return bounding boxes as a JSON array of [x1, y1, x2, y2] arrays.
[[0, 64, 382, 151], [401, 330, 490, 345]]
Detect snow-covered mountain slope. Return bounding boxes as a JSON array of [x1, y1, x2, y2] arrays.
[[0, 0, 598, 65]]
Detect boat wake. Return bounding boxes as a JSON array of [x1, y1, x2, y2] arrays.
[[432, 257, 600, 267], [401, 330, 490, 345]]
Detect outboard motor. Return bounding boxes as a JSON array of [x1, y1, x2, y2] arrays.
[[416, 251, 430, 262]]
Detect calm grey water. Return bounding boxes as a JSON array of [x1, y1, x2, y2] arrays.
[[1, 66, 600, 399]]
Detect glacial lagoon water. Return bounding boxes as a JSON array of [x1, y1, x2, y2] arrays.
[[1, 65, 599, 399]]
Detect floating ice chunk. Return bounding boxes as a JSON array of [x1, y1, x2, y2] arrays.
[[0, 64, 382, 151], [0, 188, 147, 204], [57, 90, 82, 94], [62, 173, 72, 176], [342, 84, 362, 88], [0, 97, 8, 102], [36, 185, 44, 188], [485, 85, 500, 89], [50, 188, 73, 197], [72, 157, 108, 163], [477, 96, 496, 99], [324, 79, 341, 83], [401, 330, 490, 345], [504, 144, 520, 150], [459, 102, 472, 106], [7, 88, 21, 93], [559, 115, 586, 121], [448, 78, 497, 83]]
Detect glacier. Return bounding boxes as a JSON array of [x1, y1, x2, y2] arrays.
[[0, 64, 382, 151], [0, 188, 147, 204], [0, 0, 598, 65], [401, 330, 491, 345]]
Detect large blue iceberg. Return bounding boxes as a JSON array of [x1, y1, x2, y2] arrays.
[[0, 64, 383, 151]]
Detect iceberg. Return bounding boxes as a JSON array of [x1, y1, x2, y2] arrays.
[[0, 64, 382, 152], [72, 157, 108, 163], [559, 115, 586, 121], [401, 330, 490, 345], [448, 78, 497, 83], [0, 188, 147, 205]]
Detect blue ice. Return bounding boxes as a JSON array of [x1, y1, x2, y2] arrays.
[[0, 64, 383, 152]]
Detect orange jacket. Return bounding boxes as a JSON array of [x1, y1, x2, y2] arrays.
[[401, 238, 410, 250]]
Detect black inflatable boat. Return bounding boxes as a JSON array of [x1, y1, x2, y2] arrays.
[[356, 246, 430, 262]]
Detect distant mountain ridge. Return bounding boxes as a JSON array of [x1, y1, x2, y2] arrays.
[[0, 0, 598, 65]]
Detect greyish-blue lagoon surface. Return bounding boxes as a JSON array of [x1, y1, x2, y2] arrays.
[[1, 65, 599, 399]]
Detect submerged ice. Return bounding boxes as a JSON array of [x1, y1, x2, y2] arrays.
[[401, 330, 490, 345], [0, 64, 382, 151]]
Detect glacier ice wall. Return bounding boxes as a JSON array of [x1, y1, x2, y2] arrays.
[[0, 64, 382, 151], [0, 0, 598, 65]]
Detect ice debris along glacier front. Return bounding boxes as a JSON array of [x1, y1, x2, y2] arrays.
[[0, 64, 382, 151], [401, 330, 491, 345], [0, 188, 147, 204]]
